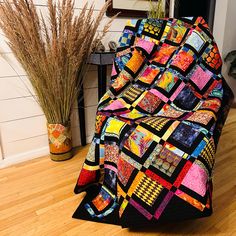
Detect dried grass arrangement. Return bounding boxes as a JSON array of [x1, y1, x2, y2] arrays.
[[148, 0, 165, 18], [0, 0, 116, 161]]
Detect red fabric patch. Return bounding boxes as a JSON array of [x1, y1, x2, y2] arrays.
[[173, 160, 193, 188], [145, 169, 172, 190], [77, 168, 97, 187]]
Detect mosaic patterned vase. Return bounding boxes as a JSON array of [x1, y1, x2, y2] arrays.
[[47, 122, 73, 161]]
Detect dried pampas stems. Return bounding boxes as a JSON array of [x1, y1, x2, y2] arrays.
[[0, 0, 117, 125]]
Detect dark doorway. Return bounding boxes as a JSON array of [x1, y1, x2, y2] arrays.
[[174, 0, 216, 31]]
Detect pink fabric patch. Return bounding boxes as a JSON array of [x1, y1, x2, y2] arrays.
[[154, 191, 174, 220], [190, 66, 212, 90], [111, 65, 117, 76], [136, 38, 155, 54], [130, 199, 153, 220], [149, 89, 168, 103], [181, 163, 208, 197], [170, 82, 185, 101], [103, 99, 125, 110], [142, 67, 153, 76], [104, 164, 117, 173]]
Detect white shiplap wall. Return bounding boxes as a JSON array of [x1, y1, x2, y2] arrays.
[[0, 0, 128, 167]]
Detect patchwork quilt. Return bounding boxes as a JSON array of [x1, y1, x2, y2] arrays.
[[73, 17, 234, 227]]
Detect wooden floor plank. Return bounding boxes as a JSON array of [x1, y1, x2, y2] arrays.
[[0, 109, 236, 236]]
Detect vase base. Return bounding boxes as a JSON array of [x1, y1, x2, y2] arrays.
[[50, 150, 73, 161]]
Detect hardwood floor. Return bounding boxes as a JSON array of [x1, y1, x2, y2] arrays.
[[1, 109, 236, 236]]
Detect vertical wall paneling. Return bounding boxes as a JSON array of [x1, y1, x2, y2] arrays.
[[0, 0, 127, 167]]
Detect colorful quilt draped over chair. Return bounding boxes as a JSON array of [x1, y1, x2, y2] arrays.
[[73, 17, 234, 227]]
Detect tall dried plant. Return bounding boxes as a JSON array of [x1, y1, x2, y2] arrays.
[[148, 0, 165, 18], [0, 0, 116, 125]]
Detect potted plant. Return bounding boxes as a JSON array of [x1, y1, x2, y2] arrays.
[[225, 50, 236, 78], [0, 0, 116, 161]]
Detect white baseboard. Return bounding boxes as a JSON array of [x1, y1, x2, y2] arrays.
[[0, 146, 49, 169], [0, 136, 93, 169]]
